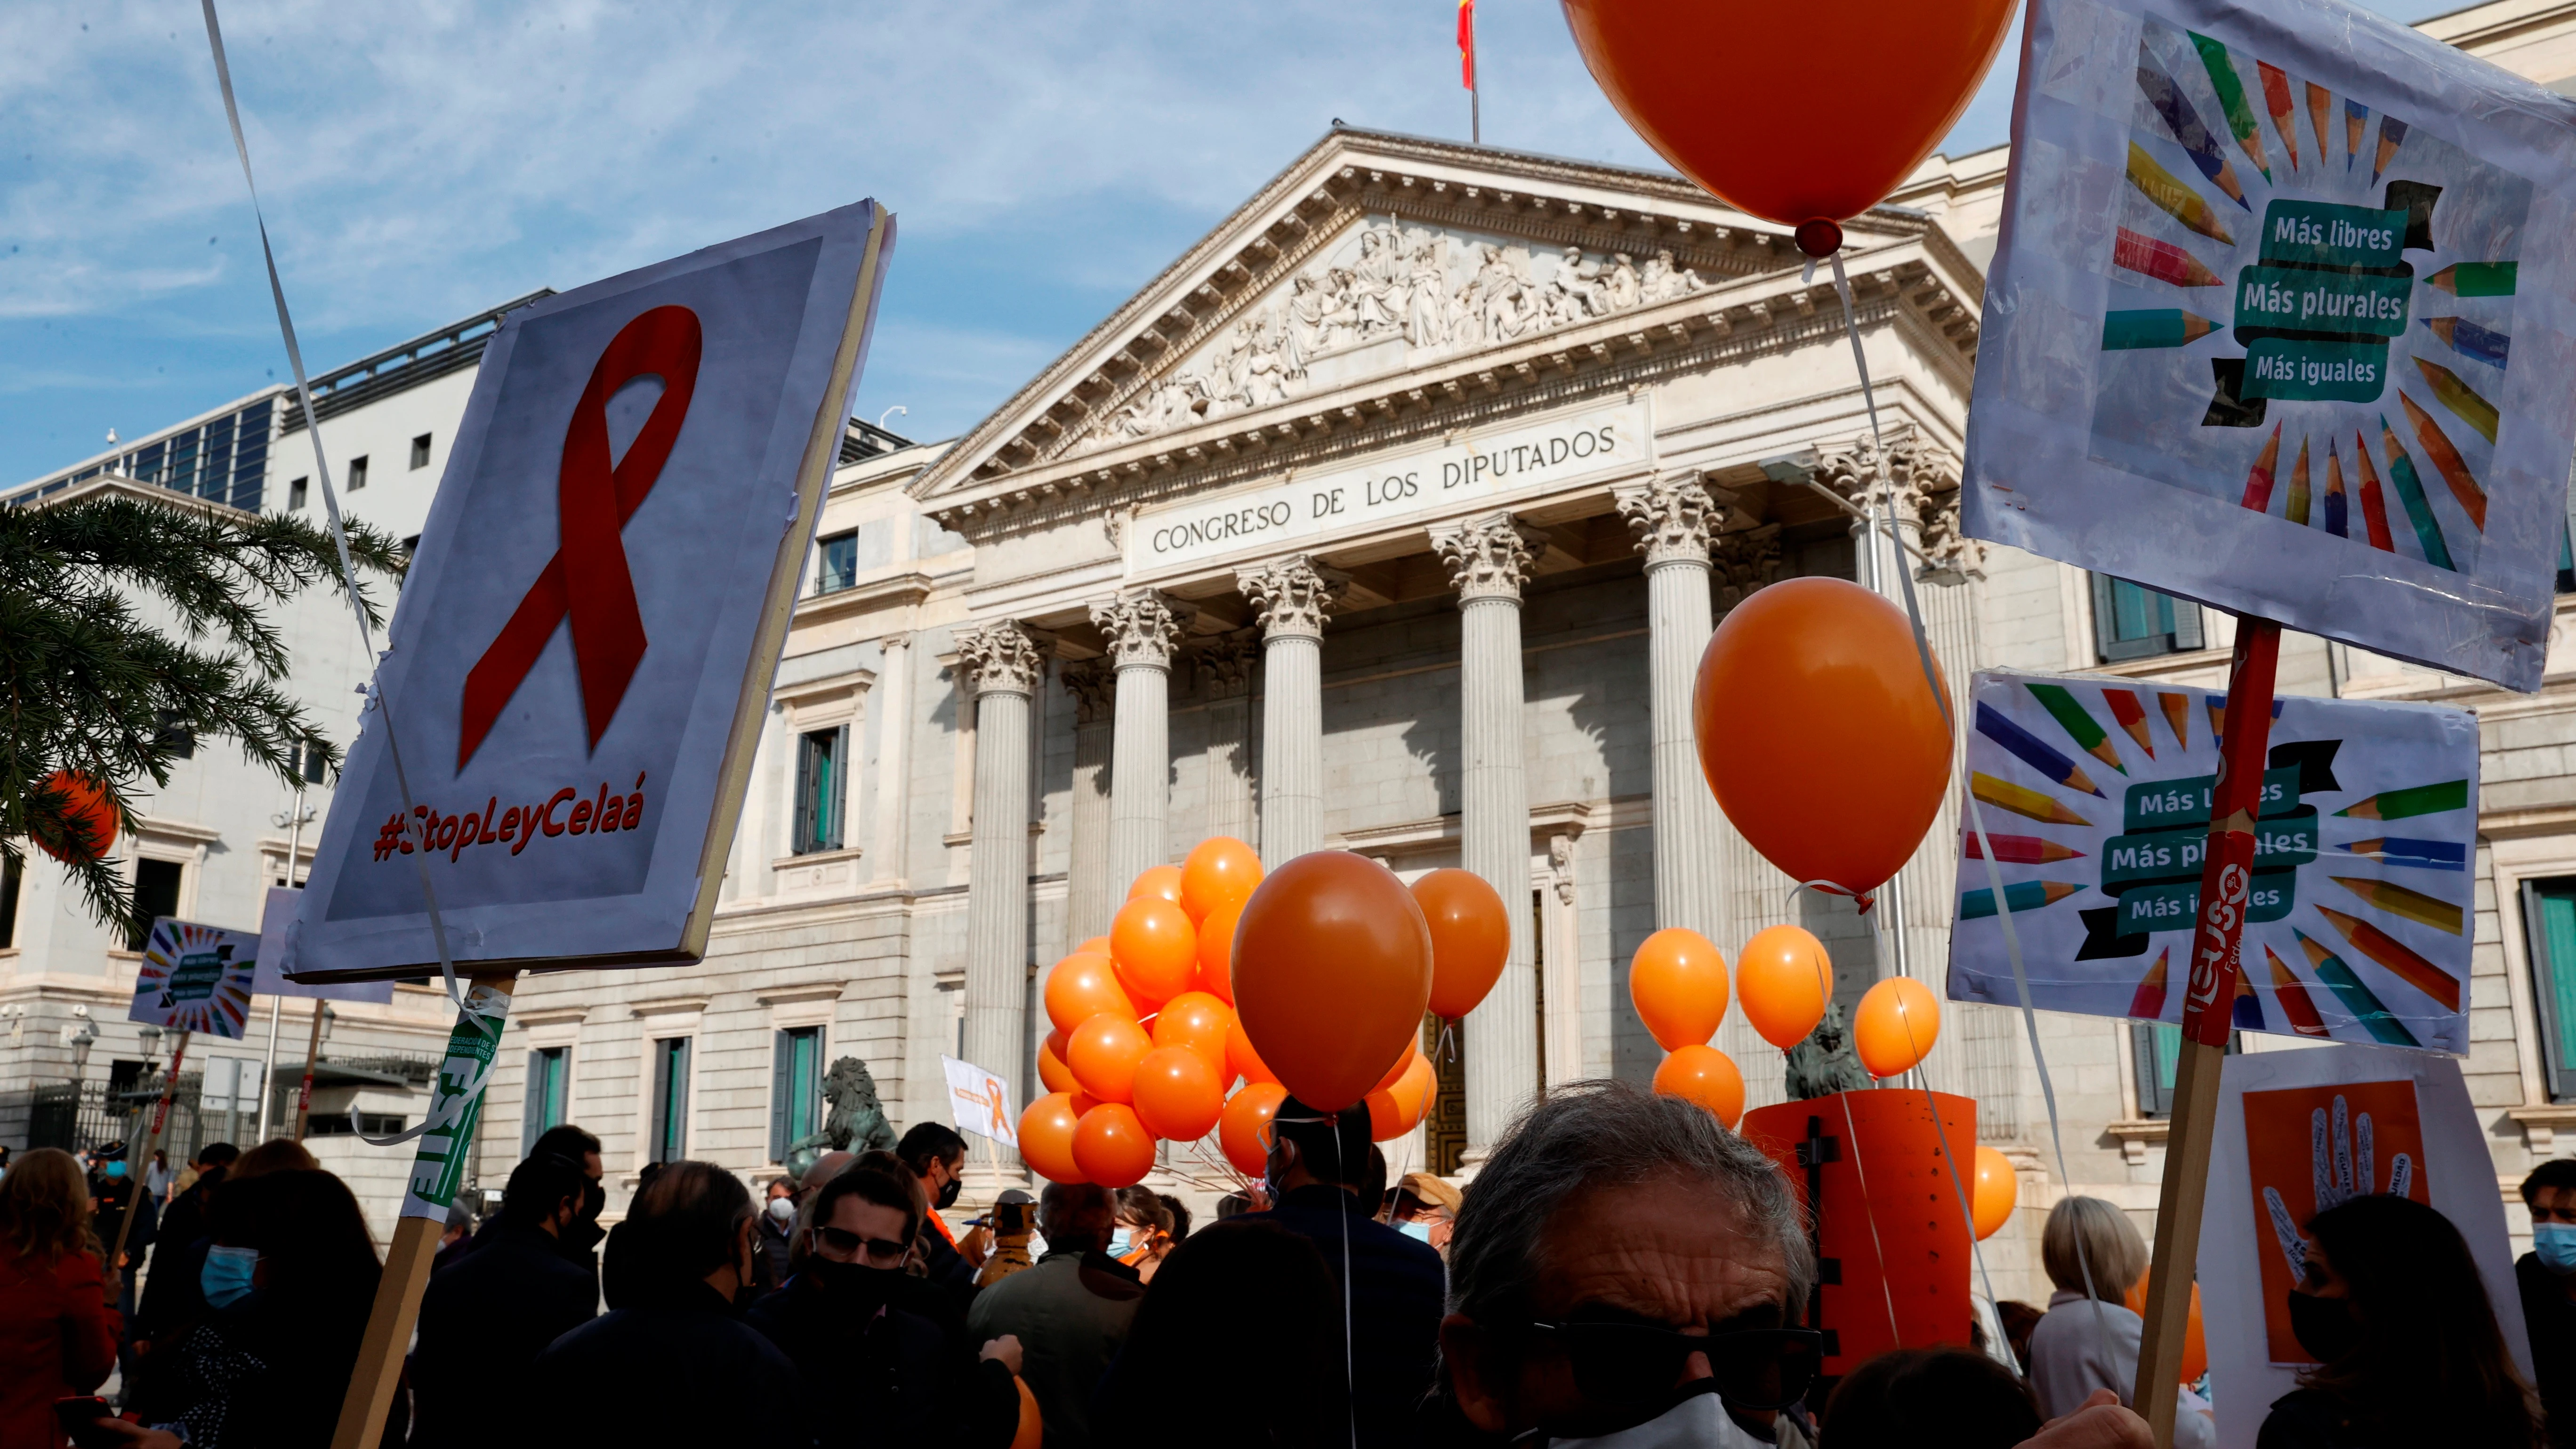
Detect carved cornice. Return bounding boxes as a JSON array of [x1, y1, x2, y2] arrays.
[[1061, 660, 1115, 724], [1711, 524, 1786, 618], [1430, 513, 1548, 604], [1090, 590, 1191, 670], [1614, 472, 1727, 569], [1238, 554, 1350, 642], [1197, 634, 1259, 698], [1813, 424, 1979, 581], [954, 620, 1047, 698]]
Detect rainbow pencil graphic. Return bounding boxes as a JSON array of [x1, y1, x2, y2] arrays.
[[2233, 966, 2267, 1031], [2336, 779, 2468, 821], [2130, 946, 2171, 1020], [2339, 837, 2466, 871], [2240, 422, 2282, 512], [2412, 358, 2499, 444], [2344, 99, 2367, 171], [2258, 62, 2299, 170], [2029, 683, 2125, 775], [2352, 431, 2396, 553], [2314, 905, 2462, 1010], [2126, 144, 2235, 246], [2206, 697, 2226, 747], [2331, 876, 2463, 935], [2286, 435, 2312, 526], [1977, 701, 2104, 797], [2265, 945, 2334, 1038], [2102, 308, 2222, 349], [2191, 32, 2272, 179], [2158, 692, 2191, 748], [1964, 832, 2087, 865], [2138, 48, 2252, 209], [2104, 690, 2155, 758], [2376, 417, 2454, 571], [1959, 880, 2082, 919], [1972, 773, 2093, 828], [2298, 929, 2420, 1046], [2323, 439, 2350, 538], [2423, 316, 2509, 370], [2371, 114, 2407, 184], [2114, 227, 2224, 288], [2399, 392, 2486, 531], [2306, 81, 2333, 166], [2428, 262, 2517, 297]]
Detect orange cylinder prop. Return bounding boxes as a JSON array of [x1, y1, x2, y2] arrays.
[[1219, 1081, 1288, 1176], [1180, 836, 1263, 924], [1110, 896, 1198, 1009], [1019, 1092, 1087, 1183], [1132, 1046, 1224, 1141], [1737, 925, 1832, 1050], [1971, 1144, 2017, 1241], [1853, 976, 1941, 1079], [1629, 927, 1730, 1051], [1233, 852, 1433, 1112], [1066, 1014, 1152, 1104], [31, 770, 117, 864], [1652, 1044, 1745, 1129], [1072, 1103, 1157, 1189], [1195, 901, 1241, 1006], [1412, 868, 1511, 1021], [1043, 952, 1133, 1036]]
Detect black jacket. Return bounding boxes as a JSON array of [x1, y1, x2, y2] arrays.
[[136, 1291, 378, 1449], [412, 1222, 598, 1449], [1243, 1185, 1448, 1449], [524, 1278, 809, 1447], [747, 1266, 1019, 1448], [2523, 1253, 2576, 1449]]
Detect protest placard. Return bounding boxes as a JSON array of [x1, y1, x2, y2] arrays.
[[128, 919, 258, 1039], [252, 887, 392, 1003], [943, 1055, 1017, 1147]]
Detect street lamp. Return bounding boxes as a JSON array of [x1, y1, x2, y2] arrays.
[[137, 1025, 163, 1073], [64, 1019, 97, 1082]]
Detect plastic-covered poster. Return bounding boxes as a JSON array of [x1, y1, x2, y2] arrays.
[[1945, 670, 2478, 1054], [1966, 0, 2576, 691], [129, 919, 258, 1038], [2239, 1079, 2427, 1365]]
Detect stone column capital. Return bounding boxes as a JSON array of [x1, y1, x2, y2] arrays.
[[955, 619, 1046, 698], [1430, 512, 1549, 604], [1090, 590, 1191, 671], [1614, 472, 1727, 570], [1237, 555, 1349, 641], [879, 630, 912, 652], [1061, 660, 1115, 724], [1197, 634, 1259, 699]]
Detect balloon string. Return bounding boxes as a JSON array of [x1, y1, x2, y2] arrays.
[[1831, 1082, 1903, 1352]]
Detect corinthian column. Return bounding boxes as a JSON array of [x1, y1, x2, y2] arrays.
[[1091, 591, 1189, 889], [1615, 475, 1730, 947], [1429, 512, 1546, 1164], [955, 619, 1046, 1160], [1063, 661, 1116, 943], [1200, 636, 1259, 847], [1238, 555, 1347, 867]]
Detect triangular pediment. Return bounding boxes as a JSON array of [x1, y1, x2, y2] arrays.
[[910, 128, 1937, 506]]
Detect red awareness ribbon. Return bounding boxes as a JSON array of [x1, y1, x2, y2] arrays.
[[457, 305, 702, 769]]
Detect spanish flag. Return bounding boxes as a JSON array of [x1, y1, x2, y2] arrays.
[[1457, 0, 1476, 90]]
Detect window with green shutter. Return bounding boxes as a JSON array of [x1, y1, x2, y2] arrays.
[[770, 1026, 824, 1164], [649, 1038, 691, 1163], [2523, 879, 2576, 1101], [522, 1046, 569, 1156]]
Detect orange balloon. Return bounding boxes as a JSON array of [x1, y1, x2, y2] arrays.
[[1853, 976, 1941, 1079], [1234, 852, 1435, 1112], [1372, 1040, 1420, 1096], [1219, 1081, 1288, 1176], [1694, 578, 1951, 897], [1652, 1044, 1746, 1130], [1078, 935, 1110, 956], [1194, 901, 1242, 1005], [32, 770, 118, 864], [1011, 1378, 1043, 1449], [2124, 1272, 2208, 1385], [1071, 1103, 1158, 1189], [1561, 0, 2013, 227], [1066, 1013, 1153, 1104], [1737, 925, 1832, 1050], [1043, 952, 1134, 1036], [1366, 1052, 1437, 1141], [1110, 896, 1199, 1010], [1971, 1144, 2017, 1241], [1151, 991, 1232, 1077], [1628, 928, 1730, 1052], [1019, 1092, 1088, 1183], [1128, 864, 1185, 905], [1180, 836, 1264, 924], [1132, 1046, 1225, 1141], [1411, 868, 1510, 1020], [1038, 1029, 1078, 1095], [1225, 1011, 1277, 1087]]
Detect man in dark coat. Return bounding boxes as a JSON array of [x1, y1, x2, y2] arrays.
[[2519, 1157, 2576, 1447], [966, 1183, 1143, 1449], [412, 1152, 599, 1449]]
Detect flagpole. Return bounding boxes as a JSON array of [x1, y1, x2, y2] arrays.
[[1468, 5, 1481, 145]]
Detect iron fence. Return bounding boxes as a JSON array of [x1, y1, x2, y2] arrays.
[[26, 1077, 210, 1161]]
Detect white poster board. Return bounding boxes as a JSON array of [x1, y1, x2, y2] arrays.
[[942, 1055, 1016, 1147], [289, 201, 894, 981], [252, 887, 392, 1003], [128, 919, 258, 1039]]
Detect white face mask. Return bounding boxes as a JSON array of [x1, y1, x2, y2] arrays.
[[766, 1197, 795, 1224], [1397, 1219, 1435, 1244], [1105, 1228, 1133, 1258], [1516, 1382, 1764, 1449]]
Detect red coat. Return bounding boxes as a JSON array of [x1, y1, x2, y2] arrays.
[[0, 1245, 120, 1449]]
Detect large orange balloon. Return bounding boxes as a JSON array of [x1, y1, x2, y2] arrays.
[[1372, 1040, 1421, 1096], [1219, 1081, 1288, 1176], [1234, 852, 1435, 1112], [1561, 0, 2013, 227], [1652, 1044, 1745, 1130], [1019, 1093, 1087, 1183], [1038, 1029, 1078, 1095], [1180, 836, 1264, 925], [2124, 1272, 2208, 1385], [1072, 1103, 1157, 1189], [1132, 1046, 1224, 1141], [1853, 976, 1941, 1079], [1011, 1378, 1043, 1449], [1110, 896, 1199, 1009], [1694, 578, 1951, 897], [1411, 868, 1510, 1021], [1128, 865, 1185, 905], [1225, 1012, 1277, 1087], [1365, 1052, 1437, 1141], [32, 770, 117, 864], [1044, 952, 1133, 1036], [1737, 924, 1833, 1050], [1971, 1144, 2017, 1241], [1628, 928, 1730, 1052], [1151, 991, 1232, 1077], [1195, 901, 1241, 1006], [1067, 1013, 1153, 1104]]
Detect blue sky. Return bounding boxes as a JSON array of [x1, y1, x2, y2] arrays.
[[0, 0, 2453, 484]]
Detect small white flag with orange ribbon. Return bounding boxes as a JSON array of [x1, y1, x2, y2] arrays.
[[941, 1055, 1016, 1146]]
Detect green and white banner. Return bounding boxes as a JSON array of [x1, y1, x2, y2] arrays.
[[398, 982, 512, 1222]]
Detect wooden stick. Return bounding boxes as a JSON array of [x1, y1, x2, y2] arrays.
[[292, 999, 325, 1142], [2135, 619, 2281, 1445], [107, 1032, 190, 1277]]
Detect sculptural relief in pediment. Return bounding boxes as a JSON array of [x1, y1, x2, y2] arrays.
[[1071, 216, 1708, 456]]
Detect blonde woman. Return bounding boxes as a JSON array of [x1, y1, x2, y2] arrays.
[[0, 1147, 119, 1447], [2026, 1195, 2214, 1449]]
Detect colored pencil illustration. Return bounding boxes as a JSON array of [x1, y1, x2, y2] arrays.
[[2130, 947, 2170, 1020], [2125, 144, 2235, 245], [2258, 62, 2299, 170], [2336, 779, 2469, 821], [2343, 99, 2366, 172], [2298, 930, 2420, 1047], [2233, 966, 2267, 1031], [2102, 308, 2222, 349], [2412, 358, 2499, 444], [1972, 772, 2093, 827], [2398, 392, 2487, 531], [2265, 945, 2334, 1038], [2305, 81, 2332, 166], [1964, 832, 2087, 865], [2427, 262, 2517, 297], [2423, 316, 2509, 370], [2207, 697, 2225, 746], [2314, 905, 2463, 1011], [2104, 690, 2155, 758], [2371, 114, 2407, 184], [1976, 701, 2104, 797], [2323, 439, 2350, 538], [2028, 683, 2125, 775], [2114, 227, 2224, 288], [1959, 879, 2082, 919], [2339, 837, 2467, 871], [2375, 418, 2454, 571], [2191, 32, 2272, 179], [2331, 876, 2463, 935], [2158, 692, 2191, 748], [2286, 435, 2312, 526], [2138, 48, 2251, 209], [2352, 431, 2396, 553], [2240, 422, 2282, 512]]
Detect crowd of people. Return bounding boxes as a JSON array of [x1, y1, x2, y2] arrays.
[[0, 1080, 2567, 1446]]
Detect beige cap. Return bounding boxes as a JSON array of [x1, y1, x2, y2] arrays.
[[1397, 1171, 1463, 1214]]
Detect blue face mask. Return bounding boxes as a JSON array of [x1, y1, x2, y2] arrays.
[[202, 1245, 258, 1310], [102, 1161, 126, 1179], [2536, 1223, 2576, 1275], [1397, 1218, 1434, 1244], [1105, 1229, 1132, 1258]]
